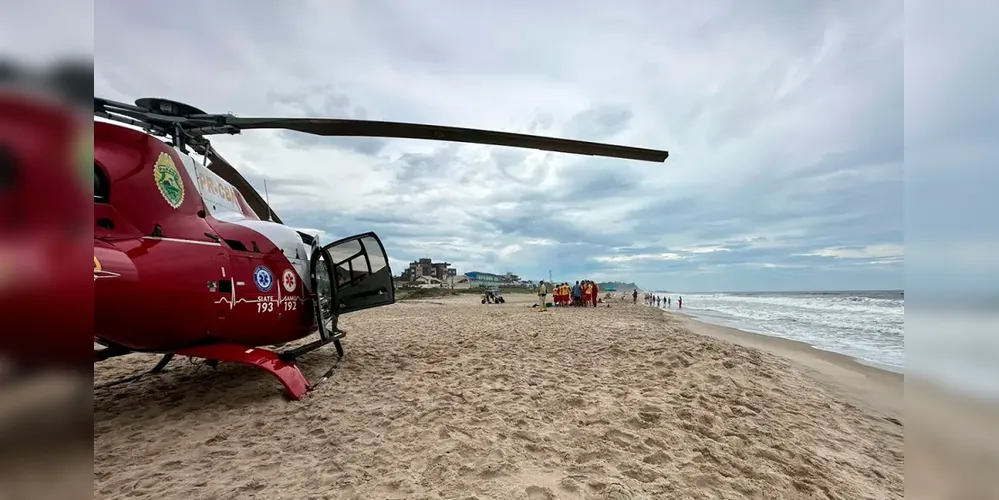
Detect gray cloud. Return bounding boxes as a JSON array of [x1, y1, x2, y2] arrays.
[[562, 104, 634, 141]]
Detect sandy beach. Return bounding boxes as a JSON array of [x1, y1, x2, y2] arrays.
[[94, 293, 904, 499]]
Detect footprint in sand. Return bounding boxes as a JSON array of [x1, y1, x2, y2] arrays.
[[602, 482, 634, 500], [604, 429, 638, 448], [642, 451, 673, 465], [525, 485, 555, 499], [625, 417, 649, 430], [575, 451, 602, 464]]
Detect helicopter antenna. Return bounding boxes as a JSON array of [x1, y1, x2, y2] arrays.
[[201, 139, 211, 167], [263, 178, 273, 222]]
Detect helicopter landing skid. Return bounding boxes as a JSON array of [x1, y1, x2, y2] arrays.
[[276, 329, 347, 396], [174, 344, 312, 400], [94, 332, 347, 400]]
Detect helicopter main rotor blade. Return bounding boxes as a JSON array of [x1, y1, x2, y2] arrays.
[[226, 117, 669, 163]]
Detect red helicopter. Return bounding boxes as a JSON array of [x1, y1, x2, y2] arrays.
[[92, 96, 669, 400]]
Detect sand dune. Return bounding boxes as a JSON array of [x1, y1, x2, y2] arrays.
[[94, 294, 903, 499]]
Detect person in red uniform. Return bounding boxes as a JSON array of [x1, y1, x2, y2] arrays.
[[591, 282, 599, 307], [582, 281, 592, 307]]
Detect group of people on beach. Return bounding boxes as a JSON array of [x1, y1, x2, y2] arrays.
[[552, 280, 601, 307], [536, 280, 601, 309], [535, 280, 684, 311], [645, 293, 681, 309]]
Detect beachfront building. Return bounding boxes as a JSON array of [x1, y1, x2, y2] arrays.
[[501, 272, 521, 282], [412, 275, 446, 288], [464, 271, 504, 287], [400, 258, 457, 282], [463, 271, 533, 288], [448, 275, 472, 289]]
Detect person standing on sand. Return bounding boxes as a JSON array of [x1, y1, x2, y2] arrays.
[[632, 289, 638, 304], [582, 281, 593, 307], [537, 280, 549, 311], [678, 296, 682, 309], [591, 282, 599, 307]]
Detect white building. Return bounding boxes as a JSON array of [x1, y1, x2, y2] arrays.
[[413, 275, 445, 288]]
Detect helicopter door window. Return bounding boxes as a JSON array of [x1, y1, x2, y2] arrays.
[[327, 239, 363, 266], [334, 262, 351, 288], [360, 237, 388, 274], [347, 254, 370, 284]]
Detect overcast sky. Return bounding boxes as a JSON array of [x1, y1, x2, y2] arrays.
[[93, 1, 909, 292]]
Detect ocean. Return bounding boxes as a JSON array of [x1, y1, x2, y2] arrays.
[[650, 290, 905, 372]]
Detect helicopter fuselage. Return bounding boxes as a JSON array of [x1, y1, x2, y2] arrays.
[[94, 120, 315, 350]]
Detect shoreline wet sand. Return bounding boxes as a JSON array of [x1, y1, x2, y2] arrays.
[[94, 293, 904, 499], [666, 310, 903, 418]]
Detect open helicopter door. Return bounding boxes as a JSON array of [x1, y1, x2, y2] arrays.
[[309, 240, 337, 341], [320, 232, 395, 315]]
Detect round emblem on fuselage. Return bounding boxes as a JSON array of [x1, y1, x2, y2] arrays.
[[253, 265, 274, 292], [152, 151, 185, 209], [282, 269, 297, 293]]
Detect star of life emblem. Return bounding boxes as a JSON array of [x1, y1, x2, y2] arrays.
[[253, 266, 273, 292], [282, 269, 297, 293]]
